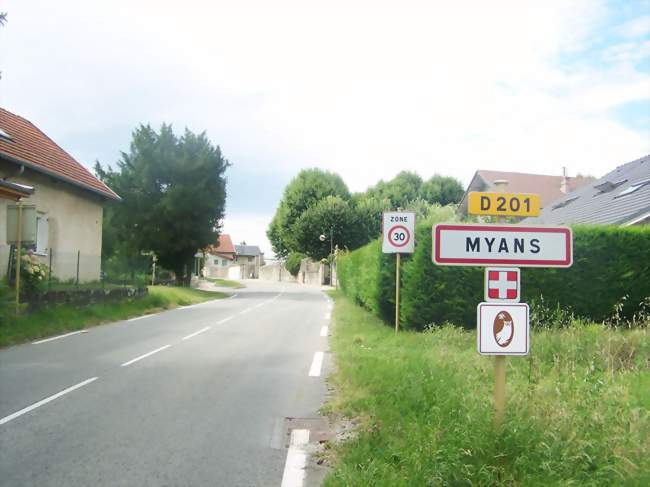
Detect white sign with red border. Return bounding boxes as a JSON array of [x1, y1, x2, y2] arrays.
[[477, 302, 529, 355], [382, 212, 416, 254], [432, 224, 572, 267], [485, 267, 520, 302]]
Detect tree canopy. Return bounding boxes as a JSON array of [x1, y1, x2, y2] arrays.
[[96, 124, 229, 284]]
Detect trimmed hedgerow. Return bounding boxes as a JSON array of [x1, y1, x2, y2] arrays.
[[338, 223, 650, 329]]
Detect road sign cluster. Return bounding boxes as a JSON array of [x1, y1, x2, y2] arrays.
[[433, 193, 573, 356]]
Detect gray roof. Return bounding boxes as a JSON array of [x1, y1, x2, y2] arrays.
[[526, 154, 650, 226], [235, 244, 262, 256]]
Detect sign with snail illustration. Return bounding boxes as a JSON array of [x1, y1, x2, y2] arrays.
[[477, 302, 529, 355]]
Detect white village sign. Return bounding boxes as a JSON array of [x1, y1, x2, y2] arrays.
[[432, 223, 572, 267]]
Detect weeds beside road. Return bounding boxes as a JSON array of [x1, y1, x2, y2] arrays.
[[323, 291, 649, 486], [0, 286, 226, 348]]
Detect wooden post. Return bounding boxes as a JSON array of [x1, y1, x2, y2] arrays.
[[15, 202, 23, 316], [395, 252, 401, 333], [493, 179, 508, 429]]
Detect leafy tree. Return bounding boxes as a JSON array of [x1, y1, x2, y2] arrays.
[[292, 196, 367, 260], [366, 171, 423, 209], [352, 193, 391, 243], [96, 124, 229, 285], [285, 252, 306, 276], [268, 169, 350, 257], [419, 174, 464, 205]]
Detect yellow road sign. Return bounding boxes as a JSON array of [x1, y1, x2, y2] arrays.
[[468, 192, 541, 217]]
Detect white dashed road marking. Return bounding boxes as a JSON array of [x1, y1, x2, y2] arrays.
[[121, 345, 171, 367], [32, 330, 88, 345], [320, 326, 328, 337], [182, 326, 211, 341], [0, 377, 99, 426]]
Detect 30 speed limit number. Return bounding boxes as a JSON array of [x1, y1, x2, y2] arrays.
[[382, 211, 416, 254]]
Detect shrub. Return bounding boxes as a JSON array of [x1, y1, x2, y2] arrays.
[[0, 282, 12, 324], [285, 252, 306, 276], [339, 223, 650, 330], [18, 251, 49, 293]]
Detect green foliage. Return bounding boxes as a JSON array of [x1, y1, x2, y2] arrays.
[[0, 282, 12, 325], [293, 196, 369, 260], [366, 170, 423, 209], [96, 124, 229, 285], [419, 174, 464, 205], [268, 168, 350, 257], [339, 223, 650, 329], [324, 292, 650, 486], [285, 252, 306, 276]]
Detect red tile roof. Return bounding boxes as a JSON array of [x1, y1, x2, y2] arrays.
[[207, 234, 236, 255], [474, 170, 595, 207], [0, 107, 119, 200]]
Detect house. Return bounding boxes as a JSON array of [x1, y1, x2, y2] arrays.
[[458, 169, 594, 215], [201, 235, 265, 279], [0, 107, 119, 282], [526, 154, 650, 226]]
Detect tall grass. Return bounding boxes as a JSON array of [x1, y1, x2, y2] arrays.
[[324, 292, 649, 486], [0, 286, 225, 347]]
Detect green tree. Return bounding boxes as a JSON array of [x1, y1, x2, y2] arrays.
[[352, 193, 391, 243], [96, 124, 229, 285], [419, 174, 464, 205], [292, 196, 367, 260], [268, 168, 350, 257]]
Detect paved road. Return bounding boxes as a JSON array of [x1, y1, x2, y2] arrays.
[[0, 281, 331, 487]]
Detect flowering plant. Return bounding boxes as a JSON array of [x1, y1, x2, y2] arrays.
[[17, 250, 48, 292]]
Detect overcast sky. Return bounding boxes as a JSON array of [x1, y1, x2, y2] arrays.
[[1, 0, 649, 256]]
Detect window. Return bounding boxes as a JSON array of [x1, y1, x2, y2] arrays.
[[35, 215, 49, 255], [222, 259, 228, 266], [214, 259, 219, 265], [249, 256, 254, 262], [615, 179, 650, 198], [593, 179, 627, 195], [0, 127, 12, 142]]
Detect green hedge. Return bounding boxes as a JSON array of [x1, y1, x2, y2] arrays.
[[338, 223, 650, 329]]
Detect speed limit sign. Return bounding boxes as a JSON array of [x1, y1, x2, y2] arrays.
[[382, 211, 416, 253]]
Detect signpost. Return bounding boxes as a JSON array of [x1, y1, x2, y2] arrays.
[[382, 211, 415, 333], [7, 204, 37, 316], [433, 188, 573, 430], [468, 192, 541, 217]]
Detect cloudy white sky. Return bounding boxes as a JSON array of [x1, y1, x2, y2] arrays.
[[1, 0, 649, 256]]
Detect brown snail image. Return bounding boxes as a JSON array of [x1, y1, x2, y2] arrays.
[[493, 311, 514, 347]]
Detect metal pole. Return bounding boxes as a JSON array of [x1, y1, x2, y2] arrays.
[[493, 179, 508, 429], [15, 202, 23, 316], [395, 252, 401, 333]]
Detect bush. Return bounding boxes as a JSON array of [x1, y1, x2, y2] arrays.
[[0, 282, 12, 325], [285, 252, 306, 276], [339, 223, 650, 330], [18, 251, 49, 293]]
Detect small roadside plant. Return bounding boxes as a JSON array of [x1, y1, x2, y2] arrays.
[[18, 251, 49, 293]]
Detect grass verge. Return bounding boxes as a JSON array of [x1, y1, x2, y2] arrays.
[[0, 286, 226, 348], [323, 291, 649, 486], [205, 278, 246, 289]]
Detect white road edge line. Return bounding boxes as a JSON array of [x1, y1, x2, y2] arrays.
[[121, 345, 171, 367], [308, 351, 324, 377], [182, 326, 211, 341], [0, 377, 98, 426], [217, 316, 234, 325], [320, 326, 328, 337], [324, 312, 331, 320], [32, 330, 88, 345], [128, 314, 155, 322], [281, 429, 310, 487]]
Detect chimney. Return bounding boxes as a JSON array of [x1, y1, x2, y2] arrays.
[[560, 167, 568, 194]]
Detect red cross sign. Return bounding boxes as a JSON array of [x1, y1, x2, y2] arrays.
[[485, 267, 520, 302]]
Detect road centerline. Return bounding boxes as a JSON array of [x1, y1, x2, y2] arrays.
[[121, 345, 171, 367], [182, 326, 211, 341], [0, 377, 99, 426]]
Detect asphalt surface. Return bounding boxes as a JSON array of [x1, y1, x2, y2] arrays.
[[0, 281, 331, 487]]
